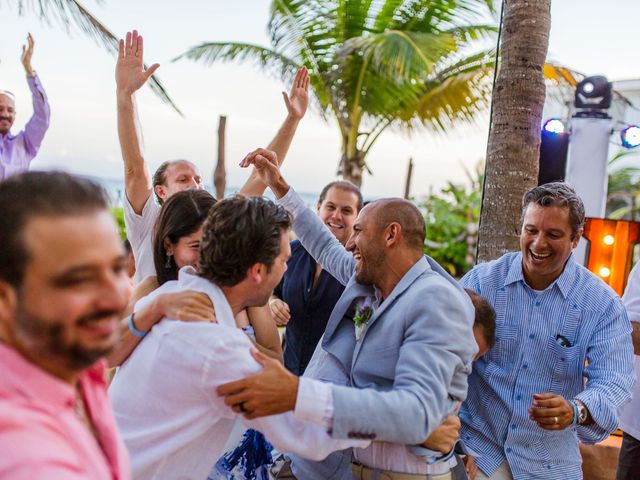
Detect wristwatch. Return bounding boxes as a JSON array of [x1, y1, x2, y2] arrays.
[[574, 399, 588, 425]]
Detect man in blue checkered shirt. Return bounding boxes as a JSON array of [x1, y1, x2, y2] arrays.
[[460, 182, 635, 479]]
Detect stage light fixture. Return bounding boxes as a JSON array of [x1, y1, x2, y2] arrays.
[[603, 234, 615, 246], [621, 125, 640, 149], [543, 118, 566, 134]]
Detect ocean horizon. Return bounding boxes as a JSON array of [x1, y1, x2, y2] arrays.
[[80, 174, 323, 209]]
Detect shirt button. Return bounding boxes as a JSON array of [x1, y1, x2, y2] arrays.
[[535, 301, 541, 306], [506, 447, 512, 453], [516, 394, 522, 401], [529, 334, 534, 339], [560, 357, 565, 362], [511, 424, 516, 429], [523, 364, 528, 369]]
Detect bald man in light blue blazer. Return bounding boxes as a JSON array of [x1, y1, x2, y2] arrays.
[[220, 149, 477, 479]]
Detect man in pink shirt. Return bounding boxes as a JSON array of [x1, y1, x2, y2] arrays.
[[0, 171, 131, 479], [0, 34, 51, 180]]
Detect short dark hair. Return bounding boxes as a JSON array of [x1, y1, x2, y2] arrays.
[[521, 182, 585, 238], [153, 189, 216, 285], [465, 288, 496, 350], [199, 196, 291, 287], [318, 181, 363, 211], [0, 171, 110, 287], [152, 159, 191, 205]]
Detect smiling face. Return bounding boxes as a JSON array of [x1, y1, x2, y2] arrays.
[[346, 204, 386, 286], [165, 224, 204, 271], [316, 186, 360, 245], [0, 94, 16, 135], [3, 211, 131, 378], [520, 203, 581, 290]]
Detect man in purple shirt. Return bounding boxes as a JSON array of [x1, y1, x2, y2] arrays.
[[0, 33, 51, 180]]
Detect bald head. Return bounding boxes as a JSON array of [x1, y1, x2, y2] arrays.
[[365, 198, 425, 251]]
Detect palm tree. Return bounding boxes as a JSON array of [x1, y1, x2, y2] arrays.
[[176, 0, 498, 187], [476, 0, 552, 261], [607, 150, 640, 220], [4, 0, 181, 114]]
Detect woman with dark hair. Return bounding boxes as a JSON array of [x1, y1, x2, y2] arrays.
[[107, 189, 282, 366]]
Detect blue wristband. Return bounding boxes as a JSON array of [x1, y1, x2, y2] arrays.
[[128, 313, 147, 338], [569, 400, 579, 426]]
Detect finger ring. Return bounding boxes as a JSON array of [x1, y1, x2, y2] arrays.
[[239, 402, 247, 413], [554, 416, 558, 425]]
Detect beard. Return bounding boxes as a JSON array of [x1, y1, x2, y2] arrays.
[[14, 305, 119, 371], [355, 249, 385, 286]]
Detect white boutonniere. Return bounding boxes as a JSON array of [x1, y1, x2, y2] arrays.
[[353, 299, 374, 341]]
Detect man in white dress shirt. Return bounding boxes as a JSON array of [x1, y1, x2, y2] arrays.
[[109, 196, 367, 480], [616, 261, 640, 479]]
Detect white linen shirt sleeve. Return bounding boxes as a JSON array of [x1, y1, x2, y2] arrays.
[[202, 329, 368, 461], [623, 262, 640, 324]]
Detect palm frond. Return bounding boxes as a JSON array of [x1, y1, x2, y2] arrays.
[[7, 0, 181, 114], [174, 42, 299, 81]]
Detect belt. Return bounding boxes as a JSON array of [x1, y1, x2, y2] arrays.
[[351, 462, 453, 480]]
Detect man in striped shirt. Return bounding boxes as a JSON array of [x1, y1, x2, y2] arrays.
[[460, 182, 634, 479]]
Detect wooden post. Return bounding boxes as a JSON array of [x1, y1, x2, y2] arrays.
[[214, 115, 227, 200], [404, 157, 413, 199]]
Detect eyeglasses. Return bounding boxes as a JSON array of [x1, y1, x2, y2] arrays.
[[0, 90, 15, 100]]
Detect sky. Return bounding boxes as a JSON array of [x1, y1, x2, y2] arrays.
[[1, 0, 639, 198]]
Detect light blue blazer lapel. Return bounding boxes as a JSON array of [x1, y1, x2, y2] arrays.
[[351, 257, 431, 362], [321, 277, 373, 374]]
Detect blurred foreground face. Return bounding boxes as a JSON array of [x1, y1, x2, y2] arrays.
[[11, 211, 131, 372]]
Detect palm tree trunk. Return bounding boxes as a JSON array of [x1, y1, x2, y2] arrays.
[[477, 0, 551, 262]]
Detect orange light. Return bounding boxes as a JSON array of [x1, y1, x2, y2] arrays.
[[599, 267, 611, 278], [603, 235, 615, 245]]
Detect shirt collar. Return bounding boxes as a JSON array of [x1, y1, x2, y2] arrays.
[[0, 342, 106, 411], [504, 251, 577, 299]]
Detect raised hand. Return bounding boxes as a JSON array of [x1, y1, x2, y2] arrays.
[[239, 148, 281, 185], [116, 30, 160, 95], [21, 33, 35, 76], [282, 67, 310, 120]]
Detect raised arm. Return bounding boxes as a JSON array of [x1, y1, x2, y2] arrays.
[[116, 30, 159, 213], [239, 67, 309, 197], [21, 33, 50, 159], [241, 148, 355, 285]]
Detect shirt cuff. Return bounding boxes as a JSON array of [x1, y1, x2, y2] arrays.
[[276, 186, 307, 220], [294, 377, 334, 432]]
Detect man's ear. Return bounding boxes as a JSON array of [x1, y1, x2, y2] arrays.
[[572, 228, 584, 249], [0, 280, 17, 325], [385, 222, 401, 247], [247, 263, 266, 285], [155, 184, 168, 202]]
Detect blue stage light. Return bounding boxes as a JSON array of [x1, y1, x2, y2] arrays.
[[621, 125, 640, 149], [543, 118, 566, 134]]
